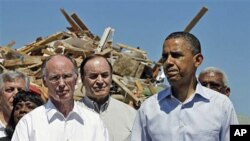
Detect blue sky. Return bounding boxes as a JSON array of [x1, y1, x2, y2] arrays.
[[1, 0, 250, 116]]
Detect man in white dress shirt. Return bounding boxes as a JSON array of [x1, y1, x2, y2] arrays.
[[12, 54, 108, 141]]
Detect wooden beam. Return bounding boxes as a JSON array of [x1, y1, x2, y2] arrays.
[[184, 6, 208, 32], [60, 8, 81, 32], [117, 43, 147, 54], [71, 13, 95, 38], [71, 13, 88, 31]]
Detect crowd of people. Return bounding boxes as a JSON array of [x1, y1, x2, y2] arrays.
[[0, 31, 240, 141]]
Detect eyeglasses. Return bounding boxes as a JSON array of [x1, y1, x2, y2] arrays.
[[47, 73, 75, 83]]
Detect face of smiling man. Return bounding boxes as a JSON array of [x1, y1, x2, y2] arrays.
[[82, 57, 112, 104]]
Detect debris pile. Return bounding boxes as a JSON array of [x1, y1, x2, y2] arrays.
[[1, 6, 208, 108], [0, 9, 165, 108]]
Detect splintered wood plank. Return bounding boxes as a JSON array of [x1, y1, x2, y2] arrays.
[[18, 32, 64, 54], [112, 75, 141, 106], [59, 41, 93, 55], [97, 48, 113, 56], [135, 79, 143, 94], [41, 49, 55, 56], [148, 81, 157, 95]]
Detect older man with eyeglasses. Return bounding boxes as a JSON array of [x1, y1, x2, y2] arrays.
[[12, 54, 108, 141]]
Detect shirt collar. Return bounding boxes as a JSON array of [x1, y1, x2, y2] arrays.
[[0, 120, 5, 128], [45, 100, 84, 124], [157, 86, 172, 101], [157, 82, 210, 102], [195, 82, 210, 100], [81, 96, 110, 113]]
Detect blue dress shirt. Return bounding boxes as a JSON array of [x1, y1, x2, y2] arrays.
[[130, 83, 238, 141]]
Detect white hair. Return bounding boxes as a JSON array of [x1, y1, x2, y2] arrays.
[[199, 66, 229, 87]]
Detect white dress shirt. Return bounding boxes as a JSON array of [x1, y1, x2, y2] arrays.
[[11, 100, 109, 141], [0, 121, 6, 138]]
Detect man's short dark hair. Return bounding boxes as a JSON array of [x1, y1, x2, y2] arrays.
[[164, 31, 201, 55]]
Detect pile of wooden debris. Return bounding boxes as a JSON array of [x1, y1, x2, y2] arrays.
[[0, 9, 165, 108], [0, 7, 208, 108]]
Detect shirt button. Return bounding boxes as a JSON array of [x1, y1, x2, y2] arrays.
[[180, 122, 185, 127]]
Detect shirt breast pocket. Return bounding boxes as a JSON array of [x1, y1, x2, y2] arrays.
[[192, 130, 220, 141]]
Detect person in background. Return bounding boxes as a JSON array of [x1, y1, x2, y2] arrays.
[[79, 54, 136, 141], [198, 66, 230, 96], [130, 31, 238, 141], [12, 54, 108, 141], [4, 90, 44, 140], [0, 71, 29, 139], [198, 66, 250, 124]]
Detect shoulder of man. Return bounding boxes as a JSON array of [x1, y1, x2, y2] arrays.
[[110, 97, 136, 111], [142, 87, 170, 105], [75, 100, 97, 114]]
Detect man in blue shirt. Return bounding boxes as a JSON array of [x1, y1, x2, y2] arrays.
[[130, 32, 238, 141]]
